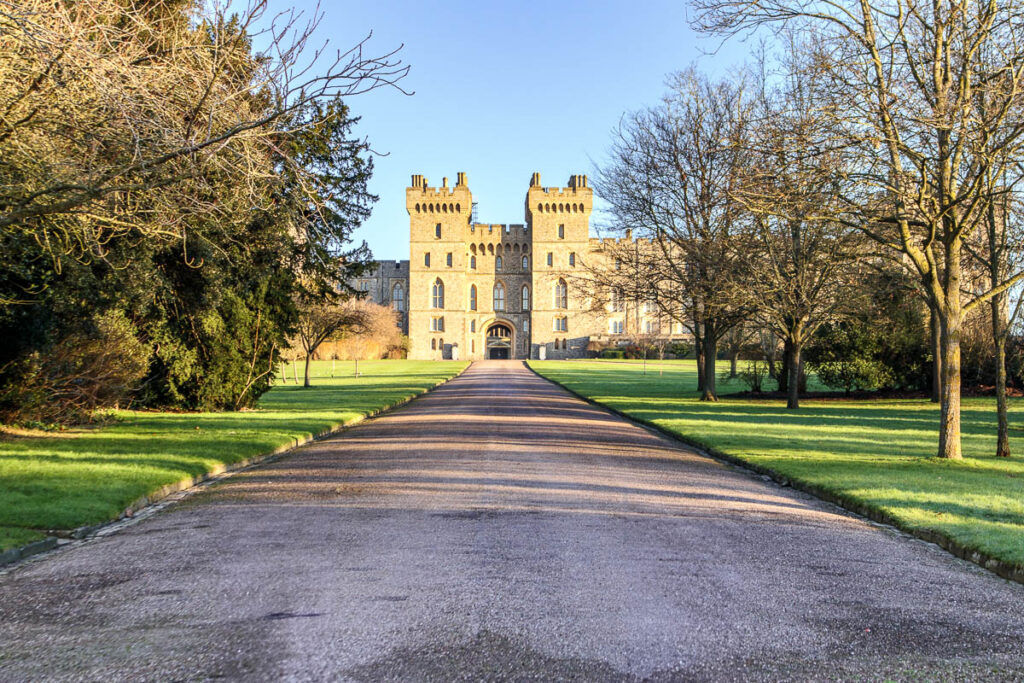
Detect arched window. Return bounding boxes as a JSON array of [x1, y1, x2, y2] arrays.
[[432, 278, 444, 309], [469, 284, 477, 311], [470, 255, 477, 270], [554, 279, 567, 309], [392, 283, 405, 312], [431, 338, 437, 350], [521, 285, 530, 311], [493, 282, 505, 311], [496, 256, 503, 270], [522, 255, 529, 269]]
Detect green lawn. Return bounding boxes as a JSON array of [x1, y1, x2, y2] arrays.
[[0, 360, 466, 552], [530, 359, 1024, 569]]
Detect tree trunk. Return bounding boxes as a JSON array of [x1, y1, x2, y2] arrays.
[[778, 339, 791, 394], [695, 328, 706, 393], [930, 304, 942, 403], [303, 354, 312, 388], [730, 352, 738, 378], [937, 291, 963, 460], [765, 339, 777, 380], [701, 332, 718, 401], [787, 342, 802, 409], [991, 296, 1011, 457]]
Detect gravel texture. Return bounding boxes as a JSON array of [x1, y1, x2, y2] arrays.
[[1, 360, 1023, 682]]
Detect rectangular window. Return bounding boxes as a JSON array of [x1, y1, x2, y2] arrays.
[[558, 224, 565, 239], [547, 252, 553, 267], [611, 288, 625, 312], [435, 223, 441, 239], [553, 317, 568, 332], [446, 252, 453, 267], [431, 316, 445, 332], [569, 252, 575, 267], [645, 321, 654, 334], [470, 320, 476, 333], [424, 252, 430, 267]]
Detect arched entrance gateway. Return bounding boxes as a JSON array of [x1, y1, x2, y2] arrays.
[[485, 323, 513, 359]]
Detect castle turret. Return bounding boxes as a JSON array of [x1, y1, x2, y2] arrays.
[[526, 174, 593, 359]]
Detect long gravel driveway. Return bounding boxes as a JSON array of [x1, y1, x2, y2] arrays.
[[2, 360, 1023, 681]]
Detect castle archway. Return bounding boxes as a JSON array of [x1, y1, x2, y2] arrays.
[[485, 322, 513, 360]]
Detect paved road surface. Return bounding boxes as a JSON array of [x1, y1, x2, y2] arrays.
[[2, 361, 1024, 681]]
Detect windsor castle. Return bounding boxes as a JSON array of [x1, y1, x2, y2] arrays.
[[352, 172, 686, 360]]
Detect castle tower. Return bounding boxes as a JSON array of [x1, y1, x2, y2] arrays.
[[407, 173, 473, 360], [526, 173, 594, 358]]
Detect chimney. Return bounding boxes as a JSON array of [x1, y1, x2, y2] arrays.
[[530, 172, 541, 187], [442, 176, 448, 188], [625, 229, 632, 240], [456, 172, 467, 187]]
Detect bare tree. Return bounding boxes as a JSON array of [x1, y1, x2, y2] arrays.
[[970, 177, 1024, 456], [732, 53, 866, 409], [693, 0, 1024, 458], [293, 297, 376, 387], [0, 0, 407, 285], [596, 69, 749, 400]]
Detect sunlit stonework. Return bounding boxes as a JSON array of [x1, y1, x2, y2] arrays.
[[352, 172, 685, 360]]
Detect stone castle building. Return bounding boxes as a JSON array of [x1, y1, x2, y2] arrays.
[[352, 172, 685, 360]]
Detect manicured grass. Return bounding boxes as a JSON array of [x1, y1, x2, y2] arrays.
[[0, 360, 466, 552], [530, 359, 1024, 569]]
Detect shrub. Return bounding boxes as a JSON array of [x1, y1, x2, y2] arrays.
[[599, 348, 626, 359], [0, 309, 149, 424], [735, 359, 769, 392], [805, 322, 895, 393], [814, 358, 894, 394], [666, 341, 693, 358]]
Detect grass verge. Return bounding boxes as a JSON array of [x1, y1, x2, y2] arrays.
[[0, 360, 466, 552], [529, 359, 1024, 573]]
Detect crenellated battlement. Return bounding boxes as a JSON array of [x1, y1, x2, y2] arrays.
[[407, 172, 471, 216], [526, 172, 592, 217]]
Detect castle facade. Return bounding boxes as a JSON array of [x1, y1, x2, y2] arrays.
[[353, 172, 682, 360]]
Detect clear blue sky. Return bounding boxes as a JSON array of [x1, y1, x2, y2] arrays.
[[292, 0, 748, 260]]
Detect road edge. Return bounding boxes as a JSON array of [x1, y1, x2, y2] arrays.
[[1, 362, 472, 570], [524, 361, 1024, 587]]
